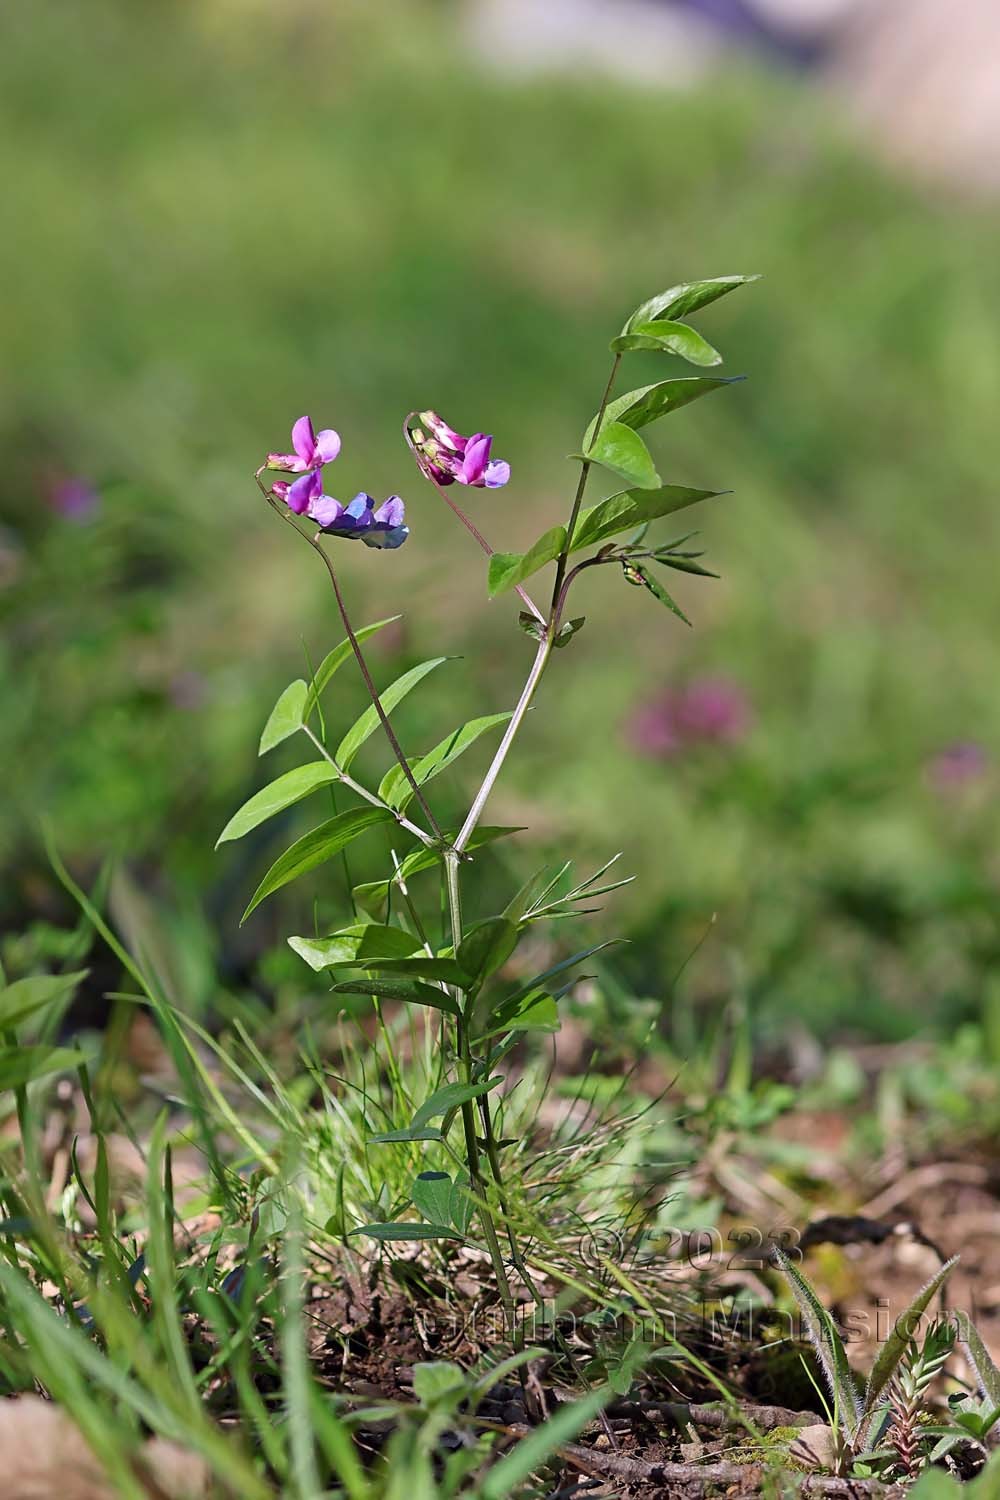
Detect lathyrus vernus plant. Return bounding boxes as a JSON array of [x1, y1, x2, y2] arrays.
[[222, 274, 757, 1330]]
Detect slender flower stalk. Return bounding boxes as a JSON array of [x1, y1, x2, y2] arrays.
[[550, 352, 620, 614]]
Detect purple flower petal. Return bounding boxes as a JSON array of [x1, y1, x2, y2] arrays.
[[344, 493, 375, 525], [373, 495, 405, 528], [286, 470, 322, 515], [271, 480, 290, 500], [484, 459, 510, 488], [313, 428, 342, 465], [459, 433, 492, 486], [309, 493, 345, 528], [291, 416, 316, 465]]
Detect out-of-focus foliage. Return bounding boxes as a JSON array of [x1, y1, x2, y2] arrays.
[[2, 0, 999, 1037]]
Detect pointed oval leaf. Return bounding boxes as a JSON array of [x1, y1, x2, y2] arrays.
[[623, 274, 759, 333], [336, 658, 451, 771], [611, 319, 722, 365], [330, 978, 460, 1017], [356, 955, 471, 986], [571, 485, 721, 555], [0, 970, 88, 1030], [303, 616, 401, 720], [217, 762, 343, 847], [378, 713, 512, 812], [411, 1076, 504, 1131], [259, 680, 308, 755], [288, 923, 423, 972], [488, 526, 567, 599], [240, 807, 392, 923], [582, 422, 660, 490], [583, 377, 743, 449]]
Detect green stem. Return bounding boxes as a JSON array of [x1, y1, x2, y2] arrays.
[[444, 851, 519, 1336], [549, 352, 621, 615], [453, 635, 552, 854]]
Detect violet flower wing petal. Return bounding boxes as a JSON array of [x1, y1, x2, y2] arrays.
[[309, 493, 346, 528], [483, 459, 510, 488], [313, 428, 342, 464], [373, 495, 405, 528]]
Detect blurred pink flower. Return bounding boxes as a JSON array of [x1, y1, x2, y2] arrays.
[[48, 476, 99, 522], [927, 740, 988, 791], [627, 676, 752, 758]]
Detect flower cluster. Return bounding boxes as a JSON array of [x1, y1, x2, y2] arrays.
[[266, 416, 408, 549], [407, 411, 510, 489]]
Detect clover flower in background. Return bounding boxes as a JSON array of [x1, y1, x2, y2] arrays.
[[266, 415, 341, 473], [627, 676, 753, 758], [927, 740, 988, 791], [273, 471, 408, 549], [407, 410, 510, 488], [48, 476, 99, 522]]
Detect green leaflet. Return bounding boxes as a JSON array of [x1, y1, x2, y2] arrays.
[[217, 762, 341, 846], [488, 526, 566, 598], [287, 923, 423, 972], [240, 807, 392, 923], [582, 375, 742, 450], [302, 616, 401, 720], [570, 484, 721, 554], [329, 978, 460, 1017], [259, 680, 308, 755], [377, 712, 511, 811], [410, 1076, 504, 1131], [622, 273, 758, 333], [581, 421, 660, 490], [611, 318, 722, 365], [335, 658, 451, 771]]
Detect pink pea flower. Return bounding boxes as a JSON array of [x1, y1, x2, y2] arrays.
[[408, 410, 510, 489], [267, 414, 341, 474]]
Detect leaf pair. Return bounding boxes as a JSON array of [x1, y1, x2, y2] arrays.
[[488, 483, 722, 598]]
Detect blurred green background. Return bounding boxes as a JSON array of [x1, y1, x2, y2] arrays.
[[3, 0, 999, 1043]]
